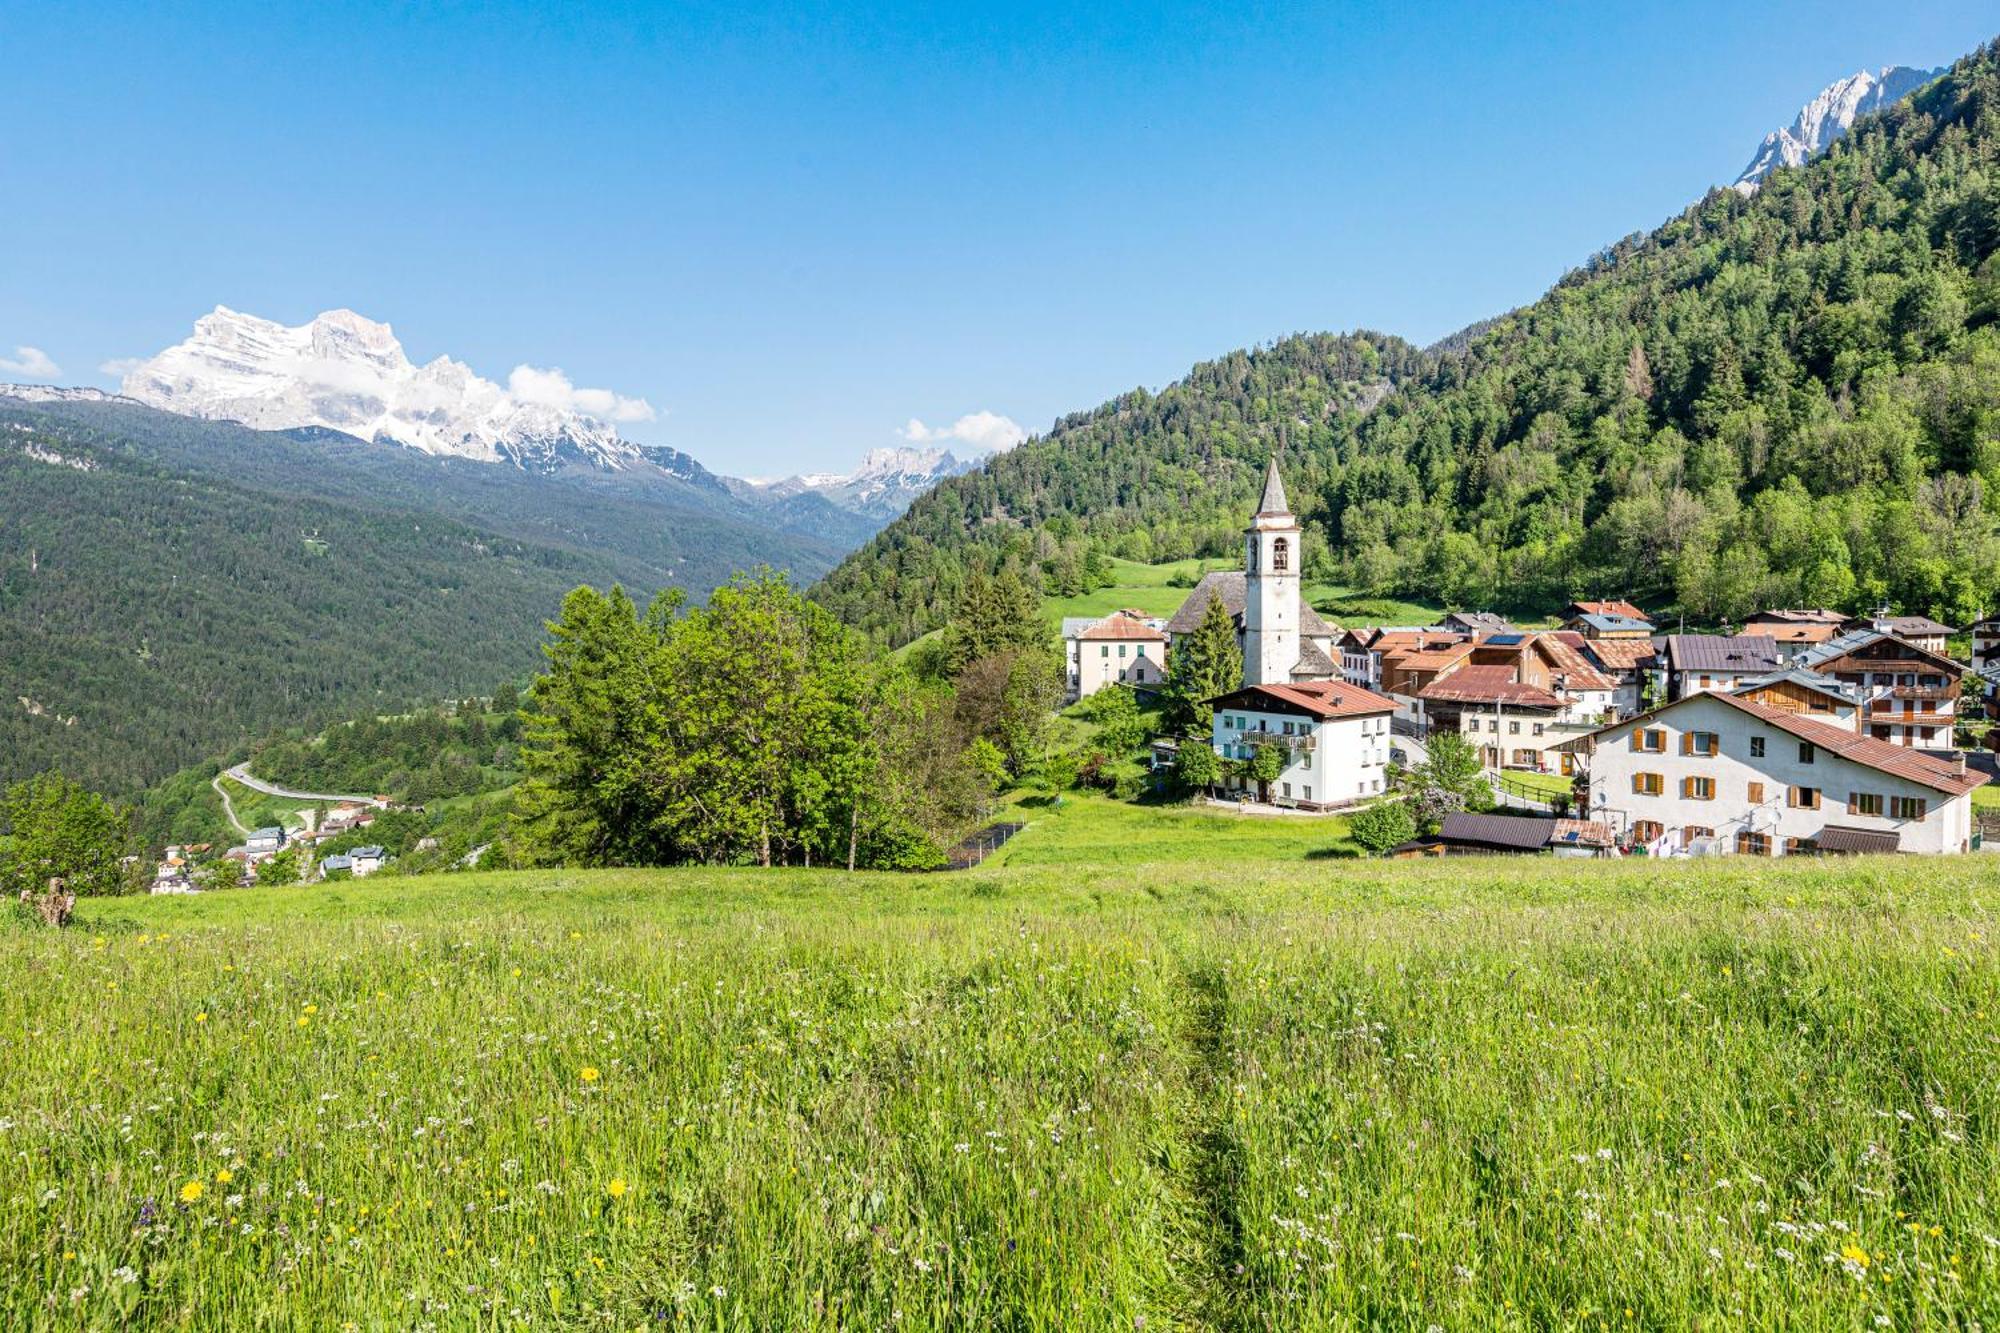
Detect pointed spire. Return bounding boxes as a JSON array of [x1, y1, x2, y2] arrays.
[[1256, 455, 1290, 517]]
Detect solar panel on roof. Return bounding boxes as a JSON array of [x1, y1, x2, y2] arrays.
[[1486, 633, 1526, 645]]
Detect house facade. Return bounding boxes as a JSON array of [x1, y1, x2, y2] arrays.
[[1208, 681, 1396, 809], [1742, 609, 1846, 661], [1840, 611, 1954, 656], [1793, 629, 1963, 749], [1065, 611, 1170, 700], [1657, 635, 1782, 700], [1568, 691, 1984, 856]]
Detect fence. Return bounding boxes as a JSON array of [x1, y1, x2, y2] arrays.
[[942, 822, 1026, 870]]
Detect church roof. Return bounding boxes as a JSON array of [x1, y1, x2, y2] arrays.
[[1290, 641, 1338, 679], [1164, 571, 1335, 638], [1256, 457, 1290, 516]]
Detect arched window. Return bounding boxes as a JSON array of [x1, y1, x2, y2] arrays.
[[1272, 537, 1289, 572]]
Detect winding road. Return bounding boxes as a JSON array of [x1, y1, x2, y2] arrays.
[[212, 763, 389, 837]]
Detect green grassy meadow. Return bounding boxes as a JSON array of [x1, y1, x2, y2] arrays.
[[7, 795, 2000, 1329]]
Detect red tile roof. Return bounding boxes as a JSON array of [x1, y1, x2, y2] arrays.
[[1212, 680, 1397, 719], [1568, 599, 1647, 620], [1076, 612, 1166, 642]]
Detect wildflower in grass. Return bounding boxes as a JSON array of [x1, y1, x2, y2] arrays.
[[214, 1168, 233, 1184], [180, 1180, 205, 1203], [580, 1066, 600, 1083], [297, 1016, 310, 1027], [606, 1177, 628, 1199]]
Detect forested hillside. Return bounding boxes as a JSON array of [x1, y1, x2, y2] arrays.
[[819, 41, 2000, 643], [813, 332, 1428, 641], [0, 421, 608, 794]]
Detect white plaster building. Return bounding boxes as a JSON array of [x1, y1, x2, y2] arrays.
[[1565, 690, 1985, 856], [1209, 681, 1397, 809], [1064, 611, 1169, 700]]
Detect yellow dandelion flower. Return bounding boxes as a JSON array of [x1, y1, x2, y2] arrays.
[[303, 1004, 319, 1015], [180, 1180, 205, 1203], [214, 1168, 233, 1184], [297, 1016, 310, 1028], [1841, 1242, 1870, 1269], [606, 1177, 628, 1199], [580, 1066, 601, 1083], [195, 1012, 208, 1023]]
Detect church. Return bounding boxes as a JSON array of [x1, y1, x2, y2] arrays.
[[1163, 459, 1343, 682], [1179, 458, 1401, 810]]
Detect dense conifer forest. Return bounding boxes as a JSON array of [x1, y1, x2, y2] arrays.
[[817, 43, 2000, 643], [0, 422, 610, 794]]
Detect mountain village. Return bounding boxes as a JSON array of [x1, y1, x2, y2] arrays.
[[1061, 459, 2000, 859]]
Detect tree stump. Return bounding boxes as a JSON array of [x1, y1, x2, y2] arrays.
[[21, 876, 75, 928]]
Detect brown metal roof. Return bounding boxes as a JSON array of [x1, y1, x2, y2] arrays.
[[1660, 634, 1782, 673], [1417, 664, 1564, 708], [1813, 825, 1902, 854]]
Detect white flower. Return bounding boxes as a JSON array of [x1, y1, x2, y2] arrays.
[[110, 1267, 138, 1286]]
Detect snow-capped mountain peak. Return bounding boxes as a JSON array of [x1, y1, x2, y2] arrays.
[[118, 306, 648, 472], [1732, 65, 1943, 194], [745, 444, 976, 521]]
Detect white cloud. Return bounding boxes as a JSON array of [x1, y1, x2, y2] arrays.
[[98, 356, 146, 379], [0, 345, 61, 379], [899, 409, 1026, 453], [507, 364, 656, 424]]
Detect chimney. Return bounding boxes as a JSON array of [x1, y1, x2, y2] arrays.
[[1955, 752, 1968, 776]]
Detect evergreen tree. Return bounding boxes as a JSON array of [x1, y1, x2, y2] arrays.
[[1165, 594, 1242, 733]]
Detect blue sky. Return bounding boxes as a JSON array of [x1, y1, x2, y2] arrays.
[[2, 2, 1994, 476]]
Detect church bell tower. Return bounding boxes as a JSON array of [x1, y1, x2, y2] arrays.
[[1242, 456, 1300, 687]]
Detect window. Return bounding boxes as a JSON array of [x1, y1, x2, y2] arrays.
[[1736, 831, 1771, 856], [1281, 782, 1291, 798], [1488, 720, 1498, 733], [1849, 792, 1883, 817], [1890, 796, 1928, 820], [1682, 731, 1718, 756], [1509, 720, 1520, 735], [1787, 786, 1820, 810], [1682, 776, 1715, 801], [1783, 837, 1813, 855], [1684, 825, 1714, 843], [1118, 644, 1127, 658], [1632, 728, 1666, 753], [1632, 772, 1663, 796], [1533, 722, 1545, 736], [1808, 697, 1832, 713], [1749, 736, 1765, 758], [1798, 741, 1815, 764], [1100, 645, 1109, 657], [1302, 786, 1311, 802], [1271, 536, 1289, 572], [1747, 781, 1765, 804], [1632, 820, 1664, 843]]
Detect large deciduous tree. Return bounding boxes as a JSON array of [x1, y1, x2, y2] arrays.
[[0, 771, 128, 898]]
